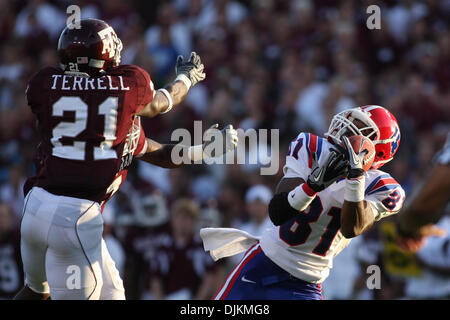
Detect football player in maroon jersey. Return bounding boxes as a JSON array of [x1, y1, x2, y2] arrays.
[[14, 19, 238, 300]]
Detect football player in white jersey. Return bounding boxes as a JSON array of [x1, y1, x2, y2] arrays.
[[201, 105, 405, 300]]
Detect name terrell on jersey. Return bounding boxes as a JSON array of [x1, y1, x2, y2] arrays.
[[50, 74, 130, 91], [24, 65, 154, 204]]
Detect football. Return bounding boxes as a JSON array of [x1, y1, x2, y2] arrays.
[[346, 135, 376, 172]]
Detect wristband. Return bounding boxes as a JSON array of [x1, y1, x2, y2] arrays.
[[175, 74, 192, 90], [187, 144, 204, 162], [157, 88, 173, 114], [287, 183, 318, 211], [344, 177, 365, 202]]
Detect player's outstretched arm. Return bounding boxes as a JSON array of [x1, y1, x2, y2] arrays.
[[398, 163, 450, 232], [137, 52, 205, 117], [136, 124, 238, 168], [138, 80, 189, 118], [396, 163, 449, 250], [137, 139, 182, 168]]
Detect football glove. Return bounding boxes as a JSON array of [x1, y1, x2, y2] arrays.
[[341, 136, 366, 179], [306, 150, 349, 192], [202, 124, 238, 158], [175, 51, 206, 89]]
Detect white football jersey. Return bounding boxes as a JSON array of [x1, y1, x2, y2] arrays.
[[259, 132, 406, 283]]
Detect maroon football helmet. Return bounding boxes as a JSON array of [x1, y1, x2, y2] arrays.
[[57, 18, 122, 76]]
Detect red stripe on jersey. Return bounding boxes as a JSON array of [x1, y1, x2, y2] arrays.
[[308, 134, 318, 168], [372, 178, 397, 191]]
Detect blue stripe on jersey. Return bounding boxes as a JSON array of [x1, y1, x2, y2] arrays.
[[316, 137, 323, 160], [304, 133, 311, 160], [365, 174, 391, 195]]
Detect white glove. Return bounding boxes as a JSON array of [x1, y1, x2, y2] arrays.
[[341, 136, 366, 179], [202, 124, 238, 158], [175, 52, 206, 89]]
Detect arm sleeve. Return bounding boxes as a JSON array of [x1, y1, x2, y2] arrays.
[[364, 175, 406, 221], [131, 65, 156, 114]]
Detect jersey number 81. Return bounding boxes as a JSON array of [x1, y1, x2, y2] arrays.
[[279, 196, 341, 256]]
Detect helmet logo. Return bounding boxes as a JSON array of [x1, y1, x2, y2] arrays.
[[98, 27, 117, 59], [390, 126, 400, 156]]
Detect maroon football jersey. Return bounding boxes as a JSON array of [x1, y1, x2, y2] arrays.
[[24, 65, 154, 204]]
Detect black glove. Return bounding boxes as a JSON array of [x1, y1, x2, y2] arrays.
[[268, 192, 299, 226], [306, 150, 349, 192], [175, 51, 206, 88]]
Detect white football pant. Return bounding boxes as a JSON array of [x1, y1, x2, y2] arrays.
[[20, 187, 125, 300]]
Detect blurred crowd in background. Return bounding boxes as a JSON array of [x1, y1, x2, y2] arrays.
[[0, 0, 449, 300]]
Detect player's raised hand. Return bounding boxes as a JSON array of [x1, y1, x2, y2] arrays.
[[202, 124, 238, 158], [341, 135, 375, 179], [397, 223, 447, 252], [175, 51, 206, 89], [342, 136, 364, 179], [307, 150, 348, 192]]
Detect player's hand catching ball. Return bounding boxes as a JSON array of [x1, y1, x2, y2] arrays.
[[202, 124, 238, 158], [341, 135, 375, 179], [175, 51, 206, 89]]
